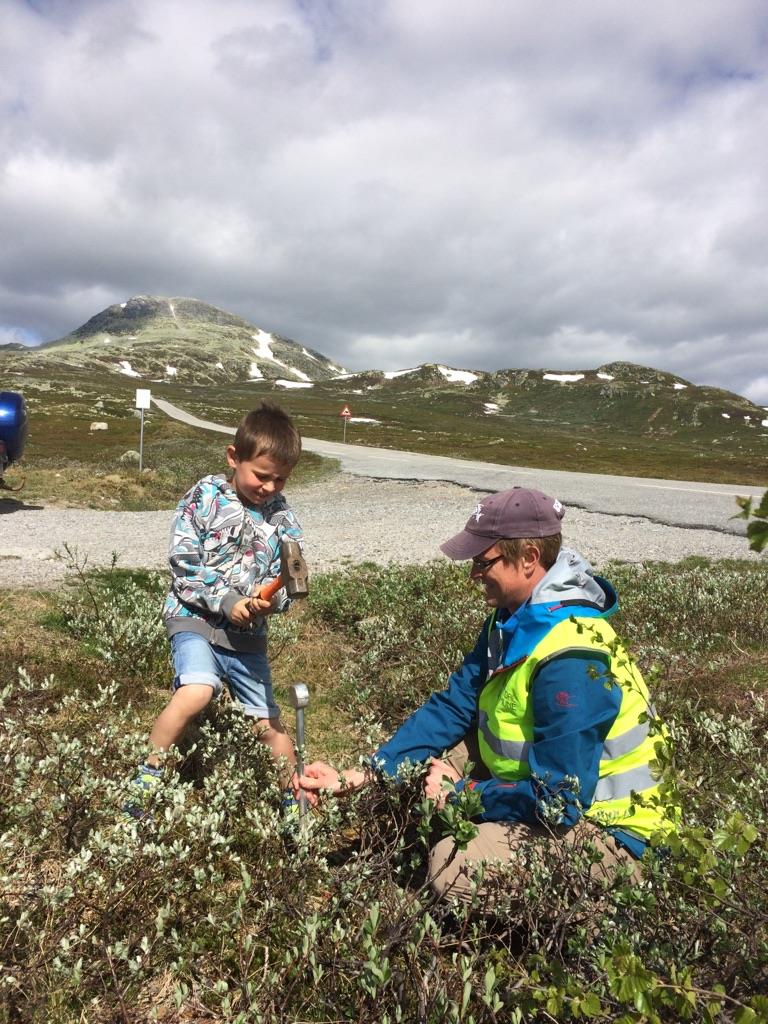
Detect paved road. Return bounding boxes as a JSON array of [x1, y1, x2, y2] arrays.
[[153, 398, 762, 536]]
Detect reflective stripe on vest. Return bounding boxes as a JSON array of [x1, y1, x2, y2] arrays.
[[480, 707, 655, 766], [600, 712, 655, 760], [478, 710, 530, 762], [593, 763, 659, 802]]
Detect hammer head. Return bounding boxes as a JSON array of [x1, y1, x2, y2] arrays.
[[288, 682, 310, 709], [278, 539, 309, 598]]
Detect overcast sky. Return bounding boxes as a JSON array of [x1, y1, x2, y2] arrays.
[[2, 0, 767, 402]]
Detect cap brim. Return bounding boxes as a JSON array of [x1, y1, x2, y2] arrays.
[[439, 529, 494, 561]]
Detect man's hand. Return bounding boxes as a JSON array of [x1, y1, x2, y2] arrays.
[[230, 598, 256, 627], [291, 761, 368, 805], [424, 757, 461, 809]]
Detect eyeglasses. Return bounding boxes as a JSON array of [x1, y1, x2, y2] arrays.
[[470, 553, 504, 573]]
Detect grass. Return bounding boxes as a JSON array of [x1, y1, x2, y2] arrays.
[[1, 412, 337, 510]]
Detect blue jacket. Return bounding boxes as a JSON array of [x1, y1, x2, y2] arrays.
[[373, 548, 647, 858]]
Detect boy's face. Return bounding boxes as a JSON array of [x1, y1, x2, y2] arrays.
[[225, 447, 293, 507]]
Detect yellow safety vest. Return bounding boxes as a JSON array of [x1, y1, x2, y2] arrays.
[[477, 613, 671, 842]]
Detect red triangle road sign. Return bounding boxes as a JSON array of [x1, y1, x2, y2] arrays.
[[340, 405, 352, 417]]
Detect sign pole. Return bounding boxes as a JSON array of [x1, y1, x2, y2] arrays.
[[135, 389, 152, 471], [339, 403, 352, 443]]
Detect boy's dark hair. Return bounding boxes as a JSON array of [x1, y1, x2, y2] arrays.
[[232, 403, 302, 466], [498, 534, 562, 570]]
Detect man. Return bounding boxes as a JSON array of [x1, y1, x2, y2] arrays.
[[298, 487, 672, 902]]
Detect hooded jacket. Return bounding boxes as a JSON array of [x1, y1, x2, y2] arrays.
[[373, 548, 661, 858], [163, 473, 302, 652]]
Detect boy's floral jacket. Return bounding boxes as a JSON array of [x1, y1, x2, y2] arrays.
[[163, 473, 303, 651]]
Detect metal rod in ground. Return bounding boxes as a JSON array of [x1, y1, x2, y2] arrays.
[[139, 408, 145, 472], [288, 683, 310, 817]]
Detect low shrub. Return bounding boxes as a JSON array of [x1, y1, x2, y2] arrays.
[[51, 546, 169, 689], [2, 556, 767, 1022], [609, 559, 768, 672]]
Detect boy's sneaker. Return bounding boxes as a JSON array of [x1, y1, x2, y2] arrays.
[[279, 791, 304, 845], [124, 764, 163, 820]]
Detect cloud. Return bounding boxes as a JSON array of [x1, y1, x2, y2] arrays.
[[1, 0, 767, 402], [743, 376, 768, 407]]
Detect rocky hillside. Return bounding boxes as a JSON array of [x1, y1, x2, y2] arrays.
[[325, 359, 767, 440], [22, 296, 344, 385]]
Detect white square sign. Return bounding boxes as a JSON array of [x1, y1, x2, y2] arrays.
[[135, 389, 152, 410]]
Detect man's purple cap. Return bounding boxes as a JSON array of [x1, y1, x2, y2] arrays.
[[440, 487, 566, 561]]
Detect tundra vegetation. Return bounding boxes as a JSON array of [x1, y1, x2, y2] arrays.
[[1, 552, 767, 1023]]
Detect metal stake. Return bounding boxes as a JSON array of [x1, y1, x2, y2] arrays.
[[139, 407, 145, 472], [288, 683, 310, 817]]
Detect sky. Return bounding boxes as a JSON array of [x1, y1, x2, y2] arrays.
[[1, 0, 768, 403]]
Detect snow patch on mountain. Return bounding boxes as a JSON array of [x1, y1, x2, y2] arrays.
[[287, 365, 311, 382], [384, 368, 418, 379], [544, 372, 584, 383], [252, 330, 276, 361], [251, 331, 311, 380], [118, 360, 141, 378], [275, 379, 313, 389], [437, 365, 478, 384]]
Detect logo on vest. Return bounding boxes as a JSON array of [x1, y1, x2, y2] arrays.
[[555, 690, 576, 708]]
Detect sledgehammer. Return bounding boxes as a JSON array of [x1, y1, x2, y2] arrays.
[[251, 539, 309, 607], [288, 683, 310, 818]]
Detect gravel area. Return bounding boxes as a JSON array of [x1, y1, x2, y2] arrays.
[[0, 474, 761, 590]]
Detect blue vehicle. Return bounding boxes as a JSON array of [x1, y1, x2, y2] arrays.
[[0, 391, 28, 491]]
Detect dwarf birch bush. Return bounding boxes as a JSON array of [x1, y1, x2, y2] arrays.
[[53, 547, 168, 685], [2, 556, 767, 1022]]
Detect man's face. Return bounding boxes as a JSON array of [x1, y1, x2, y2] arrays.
[[226, 448, 292, 507], [469, 542, 539, 611]]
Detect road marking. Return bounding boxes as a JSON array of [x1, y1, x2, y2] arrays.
[[634, 483, 758, 498]]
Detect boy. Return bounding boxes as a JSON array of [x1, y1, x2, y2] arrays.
[[132, 402, 303, 803]]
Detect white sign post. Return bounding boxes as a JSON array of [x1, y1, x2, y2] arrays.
[[339, 404, 352, 443], [135, 389, 151, 471]]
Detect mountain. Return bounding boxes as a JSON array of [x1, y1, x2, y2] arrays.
[[2, 295, 765, 484], [33, 295, 344, 384], [324, 359, 767, 437]]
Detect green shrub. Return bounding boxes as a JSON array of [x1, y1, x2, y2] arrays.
[[609, 560, 768, 671], [2, 556, 768, 1022], [310, 561, 484, 734], [51, 547, 169, 688]]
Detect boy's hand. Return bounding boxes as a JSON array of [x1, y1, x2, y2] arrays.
[[248, 593, 275, 616], [230, 598, 256, 626]]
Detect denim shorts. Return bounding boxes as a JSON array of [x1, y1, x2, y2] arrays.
[[170, 631, 279, 720]]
